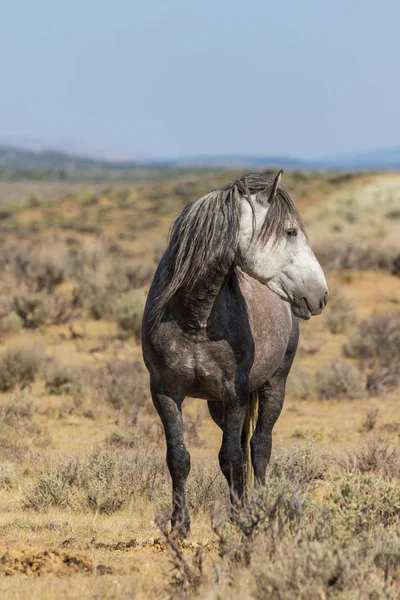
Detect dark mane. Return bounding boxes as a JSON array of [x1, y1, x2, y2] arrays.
[[152, 173, 304, 324]]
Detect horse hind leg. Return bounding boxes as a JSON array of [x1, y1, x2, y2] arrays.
[[151, 380, 191, 538], [209, 399, 254, 494], [207, 400, 223, 429]]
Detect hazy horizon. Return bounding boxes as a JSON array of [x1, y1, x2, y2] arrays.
[[1, 1, 399, 160]]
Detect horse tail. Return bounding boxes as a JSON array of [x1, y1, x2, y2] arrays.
[[244, 390, 259, 492]]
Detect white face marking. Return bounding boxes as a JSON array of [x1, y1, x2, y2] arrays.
[[236, 195, 328, 319]]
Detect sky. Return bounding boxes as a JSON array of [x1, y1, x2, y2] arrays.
[[1, 0, 400, 160]]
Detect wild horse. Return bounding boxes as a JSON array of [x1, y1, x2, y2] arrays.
[[142, 171, 328, 537]]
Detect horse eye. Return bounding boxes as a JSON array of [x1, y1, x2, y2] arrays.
[[286, 228, 298, 237]]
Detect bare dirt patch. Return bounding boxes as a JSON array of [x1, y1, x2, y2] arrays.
[[0, 549, 94, 577]]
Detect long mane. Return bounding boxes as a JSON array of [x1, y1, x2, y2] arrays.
[[152, 173, 303, 325]]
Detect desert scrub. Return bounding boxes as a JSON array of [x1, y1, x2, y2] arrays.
[[1, 241, 68, 292], [106, 427, 137, 448], [323, 295, 357, 334], [87, 291, 114, 320], [0, 311, 23, 336], [268, 441, 331, 485], [315, 360, 365, 400], [344, 312, 400, 363], [342, 438, 400, 479], [91, 360, 149, 415], [0, 346, 43, 392], [315, 241, 399, 274], [252, 530, 400, 600], [23, 448, 167, 514], [187, 463, 227, 517], [286, 364, 312, 400], [13, 291, 52, 328], [328, 474, 400, 535], [343, 312, 400, 394], [113, 290, 146, 340], [0, 390, 35, 429], [0, 462, 16, 489], [45, 366, 84, 397]]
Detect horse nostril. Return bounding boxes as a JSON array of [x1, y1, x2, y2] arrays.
[[323, 291, 329, 308]]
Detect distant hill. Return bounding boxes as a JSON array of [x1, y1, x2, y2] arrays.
[[315, 147, 400, 170], [0, 145, 138, 170], [1, 143, 400, 178], [157, 155, 309, 169]]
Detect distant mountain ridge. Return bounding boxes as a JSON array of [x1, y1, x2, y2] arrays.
[[1, 142, 400, 171]]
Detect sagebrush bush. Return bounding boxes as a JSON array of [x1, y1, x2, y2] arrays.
[[0, 312, 23, 336], [45, 366, 83, 397], [286, 364, 312, 400], [113, 290, 146, 340], [268, 441, 331, 485], [210, 441, 400, 599], [106, 428, 137, 448], [0, 461, 16, 489], [0, 390, 35, 429], [87, 292, 114, 320], [344, 312, 400, 364], [323, 295, 357, 334], [315, 360, 365, 400], [187, 463, 226, 517], [91, 360, 149, 414], [315, 241, 400, 274], [0, 241, 68, 292], [23, 448, 167, 513], [0, 346, 43, 392], [343, 312, 400, 394], [13, 291, 51, 328], [342, 438, 400, 480], [253, 531, 400, 600], [329, 474, 400, 533]]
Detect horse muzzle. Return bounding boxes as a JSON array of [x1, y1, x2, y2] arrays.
[[291, 290, 329, 320]]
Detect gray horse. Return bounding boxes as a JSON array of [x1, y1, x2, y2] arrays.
[[142, 171, 328, 536]]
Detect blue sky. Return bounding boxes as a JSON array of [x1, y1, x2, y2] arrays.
[[1, 0, 399, 159]]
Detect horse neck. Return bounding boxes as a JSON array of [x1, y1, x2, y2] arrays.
[[172, 259, 233, 333]]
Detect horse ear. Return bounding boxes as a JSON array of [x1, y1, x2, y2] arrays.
[[267, 169, 283, 204]]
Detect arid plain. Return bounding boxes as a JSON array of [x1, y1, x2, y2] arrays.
[[0, 170, 399, 599]]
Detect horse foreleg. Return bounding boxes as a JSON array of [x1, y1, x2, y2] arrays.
[[250, 379, 286, 485], [219, 401, 247, 504], [251, 319, 299, 485], [151, 381, 190, 538]]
